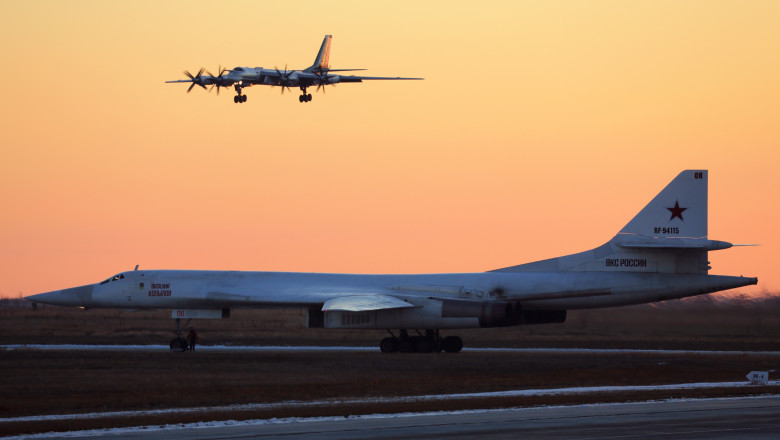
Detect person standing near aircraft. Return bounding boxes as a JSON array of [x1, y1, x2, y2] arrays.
[[187, 327, 198, 351]]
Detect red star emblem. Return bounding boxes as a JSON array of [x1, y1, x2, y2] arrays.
[[667, 201, 687, 221]]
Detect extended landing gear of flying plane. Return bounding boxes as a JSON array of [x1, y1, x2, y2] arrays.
[[169, 317, 190, 352], [299, 87, 312, 103], [233, 85, 247, 103], [380, 329, 463, 353]]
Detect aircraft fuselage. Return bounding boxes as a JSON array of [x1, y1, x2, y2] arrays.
[[33, 269, 755, 313]]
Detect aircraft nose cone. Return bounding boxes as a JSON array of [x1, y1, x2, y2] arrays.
[[25, 284, 94, 307]]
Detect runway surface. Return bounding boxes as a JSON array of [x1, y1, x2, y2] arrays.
[[13, 396, 780, 440], [5, 380, 777, 423], [4, 344, 780, 357]]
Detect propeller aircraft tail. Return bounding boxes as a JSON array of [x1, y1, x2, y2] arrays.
[[304, 34, 332, 74]]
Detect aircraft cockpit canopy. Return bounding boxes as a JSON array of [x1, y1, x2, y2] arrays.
[[99, 273, 125, 285]]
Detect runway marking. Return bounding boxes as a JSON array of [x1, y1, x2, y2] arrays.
[[3, 396, 779, 439]]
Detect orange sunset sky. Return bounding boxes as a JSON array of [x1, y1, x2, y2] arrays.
[[1, 1, 778, 298]]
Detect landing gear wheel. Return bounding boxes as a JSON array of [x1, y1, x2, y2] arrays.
[[414, 336, 433, 353], [398, 338, 414, 353], [380, 337, 399, 353], [299, 95, 304, 103], [242, 95, 247, 103], [443, 336, 463, 353], [234, 95, 239, 103], [306, 93, 312, 102], [169, 337, 187, 352]]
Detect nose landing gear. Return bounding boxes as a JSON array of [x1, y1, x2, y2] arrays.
[[170, 317, 190, 352], [233, 85, 247, 103]]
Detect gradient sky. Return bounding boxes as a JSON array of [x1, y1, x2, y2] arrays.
[[1, 1, 778, 298]]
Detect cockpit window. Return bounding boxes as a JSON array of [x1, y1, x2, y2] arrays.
[[234, 67, 244, 71], [100, 273, 125, 284]]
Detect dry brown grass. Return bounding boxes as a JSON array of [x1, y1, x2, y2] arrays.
[[1, 296, 779, 436], [0, 349, 778, 436], [2, 295, 779, 350]]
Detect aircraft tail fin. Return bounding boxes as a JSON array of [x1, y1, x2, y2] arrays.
[[491, 170, 736, 275], [619, 170, 707, 239], [305, 35, 332, 74]]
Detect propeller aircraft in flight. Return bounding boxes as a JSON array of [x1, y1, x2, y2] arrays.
[[27, 170, 757, 353], [166, 35, 423, 103]]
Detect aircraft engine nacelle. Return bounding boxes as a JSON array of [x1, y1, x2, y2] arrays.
[[440, 301, 566, 327], [319, 298, 482, 330], [314, 299, 566, 330], [515, 309, 567, 325], [317, 299, 513, 330], [441, 300, 514, 328]]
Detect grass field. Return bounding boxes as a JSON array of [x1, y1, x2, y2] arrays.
[[1, 295, 778, 436], [2, 295, 779, 350], [1, 349, 778, 436]]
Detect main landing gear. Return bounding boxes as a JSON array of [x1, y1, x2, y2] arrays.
[[299, 87, 312, 103], [380, 329, 463, 353], [233, 85, 247, 103], [169, 317, 190, 352]]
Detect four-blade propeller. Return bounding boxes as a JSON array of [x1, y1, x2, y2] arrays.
[[274, 65, 294, 94], [316, 70, 336, 94], [183, 68, 208, 93], [207, 65, 229, 95]]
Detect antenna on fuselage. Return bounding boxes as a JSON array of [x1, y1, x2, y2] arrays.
[[134, 265, 139, 271]]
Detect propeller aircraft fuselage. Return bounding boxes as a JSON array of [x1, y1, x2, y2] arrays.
[[166, 35, 423, 103]]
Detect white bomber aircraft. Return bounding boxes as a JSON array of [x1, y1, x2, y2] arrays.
[[26, 170, 757, 352], [166, 35, 423, 103]]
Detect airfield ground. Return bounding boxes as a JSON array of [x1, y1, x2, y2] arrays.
[[1, 296, 779, 436]]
